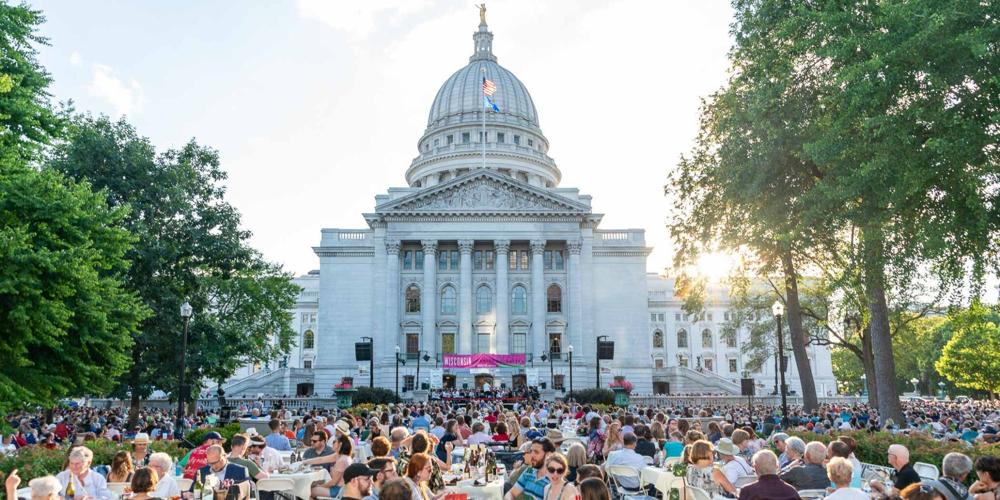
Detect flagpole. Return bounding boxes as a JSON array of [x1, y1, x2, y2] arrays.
[[481, 67, 487, 170]]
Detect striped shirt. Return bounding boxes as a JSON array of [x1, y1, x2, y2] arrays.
[[516, 467, 551, 500]]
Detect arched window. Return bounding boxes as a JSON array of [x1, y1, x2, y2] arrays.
[[303, 330, 315, 349], [405, 285, 421, 313], [653, 330, 663, 348], [511, 285, 527, 315], [546, 284, 562, 313], [440, 286, 457, 315], [702, 329, 713, 348], [476, 286, 493, 315], [677, 329, 688, 348]]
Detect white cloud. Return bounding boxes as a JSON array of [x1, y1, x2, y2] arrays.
[[69, 51, 82, 67], [296, 0, 432, 40], [87, 64, 144, 117]]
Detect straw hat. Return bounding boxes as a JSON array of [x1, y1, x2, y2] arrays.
[[133, 433, 151, 445], [715, 438, 739, 456], [544, 428, 565, 444]]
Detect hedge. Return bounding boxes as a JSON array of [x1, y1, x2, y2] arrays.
[[788, 430, 1000, 471], [354, 387, 399, 405], [185, 423, 242, 449], [567, 388, 614, 405]]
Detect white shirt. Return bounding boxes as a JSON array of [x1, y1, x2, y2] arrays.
[[721, 456, 753, 485], [56, 469, 113, 500], [826, 487, 869, 500], [251, 446, 284, 473], [467, 432, 493, 446], [153, 473, 181, 499], [604, 448, 648, 489]]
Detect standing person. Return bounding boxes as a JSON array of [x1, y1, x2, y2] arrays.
[[181, 432, 225, 479], [507, 438, 555, 500], [825, 457, 868, 500], [265, 419, 291, 451], [542, 454, 579, 500], [56, 447, 112, 499]]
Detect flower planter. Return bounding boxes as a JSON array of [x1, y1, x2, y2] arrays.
[[334, 388, 357, 409], [612, 387, 630, 407]]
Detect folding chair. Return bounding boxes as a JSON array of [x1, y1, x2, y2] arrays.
[[798, 489, 828, 499], [176, 478, 193, 492], [913, 462, 940, 480], [685, 485, 711, 500], [255, 478, 296, 495], [106, 483, 129, 496], [605, 465, 654, 500]]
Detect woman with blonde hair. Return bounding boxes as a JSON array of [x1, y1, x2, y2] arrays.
[[565, 443, 587, 483], [106, 450, 134, 484], [602, 422, 623, 457], [542, 454, 579, 500], [685, 440, 723, 498]]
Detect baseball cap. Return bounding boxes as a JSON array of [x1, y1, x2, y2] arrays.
[[203, 431, 225, 443], [343, 463, 377, 483]]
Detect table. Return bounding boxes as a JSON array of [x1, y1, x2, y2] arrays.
[[270, 468, 330, 500], [444, 478, 504, 500], [279, 451, 293, 464]]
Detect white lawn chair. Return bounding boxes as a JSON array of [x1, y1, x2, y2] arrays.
[[734, 474, 758, 488], [643, 455, 656, 465], [798, 489, 828, 499], [685, 484, 712, 500], [654, 473, 683, 498], [914, 462, 940, 480], [106, 483, 129, 496], [256, 478, 296, 495], [605, 464, 652, 499], [176, 478, 193, 492]]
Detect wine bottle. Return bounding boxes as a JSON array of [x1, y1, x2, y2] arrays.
[[65, 477, 76, 499]]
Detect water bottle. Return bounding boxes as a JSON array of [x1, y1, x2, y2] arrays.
[[175, 464, 182, 477]]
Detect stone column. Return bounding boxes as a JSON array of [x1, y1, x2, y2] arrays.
[[421, 240, 437, 357], [567, 240, 582, 358], [385, 240, 401, 349], [530, 240, 547, 357], [494, 240, 511, 353], [458, 240, 475, 353]]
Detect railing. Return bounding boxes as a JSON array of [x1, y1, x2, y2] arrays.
[[599, 231, 629, 241], [628, 394, 867, 407], [338, 232, 367, 240]]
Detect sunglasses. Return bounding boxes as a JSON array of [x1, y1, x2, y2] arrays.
[[311, 439, 322, 443], [547, 467, 565, 474]]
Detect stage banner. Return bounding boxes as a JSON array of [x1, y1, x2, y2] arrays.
[[526, 368, 539, 387], [429, 369, 444, 388], [442, 353, 526, 369]]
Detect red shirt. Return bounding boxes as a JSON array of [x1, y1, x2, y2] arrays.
[[183, 444, 211, 479], [485, 414, 498, 424]]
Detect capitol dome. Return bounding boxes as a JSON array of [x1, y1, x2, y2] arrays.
[[406, 15, 560, 189]]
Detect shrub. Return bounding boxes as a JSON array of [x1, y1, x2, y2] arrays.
[[185, 423, 242, 449], [567, 388, 614, 405], [354, 387, 399, 405], [788, 430, 1000, 473], [0, 439, 186, 488]]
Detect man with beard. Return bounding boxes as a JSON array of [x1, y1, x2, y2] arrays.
[[507, 437, 555, 500], [340, 463, 377, 500]]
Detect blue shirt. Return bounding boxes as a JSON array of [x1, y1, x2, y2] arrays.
[[663, 441, 684, 458], [411, 416, 430, 430], [516, 467, 550, 500], [265, 432, 291, 451]]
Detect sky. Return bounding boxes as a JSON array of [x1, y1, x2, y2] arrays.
[[29, 0, 736, 277]]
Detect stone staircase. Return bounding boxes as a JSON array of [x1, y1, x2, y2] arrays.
[[658, 366, 742, 394]]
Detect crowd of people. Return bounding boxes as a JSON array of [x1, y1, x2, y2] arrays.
[[3, 395, 1000, 500]]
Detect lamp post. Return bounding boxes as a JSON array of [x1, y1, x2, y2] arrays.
[[176, 301, 193, 440], [568, 345, 574, 398], [860, 374, 868, 397], [937, 381, 945, 399], [394, 346, 406, 400], [541, 352, 555, 389], [596, 335, 608, 389], [910, 377, 920, 395], [361, 336, 374, 388], [772, 301, 788, 428]]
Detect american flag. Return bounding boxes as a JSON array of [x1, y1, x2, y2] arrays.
[[482, 77, 496, 96]]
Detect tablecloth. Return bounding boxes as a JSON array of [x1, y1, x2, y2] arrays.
[[270, 467, 330, 500]]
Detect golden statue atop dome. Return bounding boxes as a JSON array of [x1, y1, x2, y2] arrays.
[[477, 3, 486, 25]]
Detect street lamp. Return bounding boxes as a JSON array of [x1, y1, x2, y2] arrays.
[[416, 351, 430, 390], [176, 301, 193, 440], [860, 374, 868, 397], [937, 381, 945, 399], [568, 345, 574, 398], [910, 377, 920, 395], [394, 346, 406, 400], [772, 300, 788, 428], [361, 336, 374, 388], [596, 335, 608, 389]]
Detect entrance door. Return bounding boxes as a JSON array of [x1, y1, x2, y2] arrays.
[[296, 383, 314, 396], [704, 359, 714, 372], [475, 374, 495, 389], [443, 374, 456, 389], [653, 382, 670, 395], [512, 374, 527, 388]]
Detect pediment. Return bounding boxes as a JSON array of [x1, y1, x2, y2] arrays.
[[375, 170, 590, 215]]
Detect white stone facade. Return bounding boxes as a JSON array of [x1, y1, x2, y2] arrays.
[[219, 17, 836, 399]]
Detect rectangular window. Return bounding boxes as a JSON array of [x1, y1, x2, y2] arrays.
[[477, 334, 490, 353], [554, 251, 564, 270], [679, 357, 688, 368], [651, 313, 657, 322], [513, 135, 520, 145], [497, 132, 505, 143], [549, 333, 562, 354], [450, 250, 459, 270], [406, 333, 419, 357], [708, 313, 714, 321], [415, 250, 424, 269], [675, 313, 682, 321], [303, 360, 312, 370], [301, 313, 309, 323], [520, 252, 529, 270], [462, 132, 470, 143], [729, 358, 738, 373], [527, 139, 534, 147], [474, 250, 484, 270], [442, 334, 456, 354], [544, 250, 553, 270], [726, 335, 736, 348], [438, 251, 448, 271], [512, 333, 526, 353], [403, 251, 413, 269], [433, 138, 439, 147], [403, 375, 415, 391], [654, 358, 664, 369], [658, 313, 665, 322], [485, 251, 494, 270], [479, 131, 484, 142], [553, 374, 565, 390], [509, 251, 517, 271], [447, 135, 454, 145]]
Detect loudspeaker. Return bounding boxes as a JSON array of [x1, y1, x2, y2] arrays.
[[355, 342, 372, 361], [597, 340, 615, 360], [741, 378, 755, 396]]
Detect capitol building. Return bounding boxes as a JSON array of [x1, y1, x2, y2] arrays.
[[222, 15, 837, 399]]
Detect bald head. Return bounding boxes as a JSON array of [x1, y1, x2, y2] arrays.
[[752, 450, 779, 476]]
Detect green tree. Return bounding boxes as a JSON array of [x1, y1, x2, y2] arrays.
[[936, 305, 1000, 396], [0, 163, 147, 412], [48, 115, 298, 423]]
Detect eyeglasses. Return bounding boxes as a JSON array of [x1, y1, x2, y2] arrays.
[[547, 467, 565, 474], [311, 439, 322, 443]]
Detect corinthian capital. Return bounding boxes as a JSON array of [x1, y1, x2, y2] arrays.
[[567, 240, 582, 255], [385, 239, 401, 255], [530, 239, 547, 255], [458, 239, 475, 254], [421, 240, 438, 255], [494, 240, 511, 254]]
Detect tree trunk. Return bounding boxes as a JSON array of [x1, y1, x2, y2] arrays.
[[780, 246, 819, 412], [862, 231, 903, 426], [860, 327, 878, 407], [128, 389, 142, 427]]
